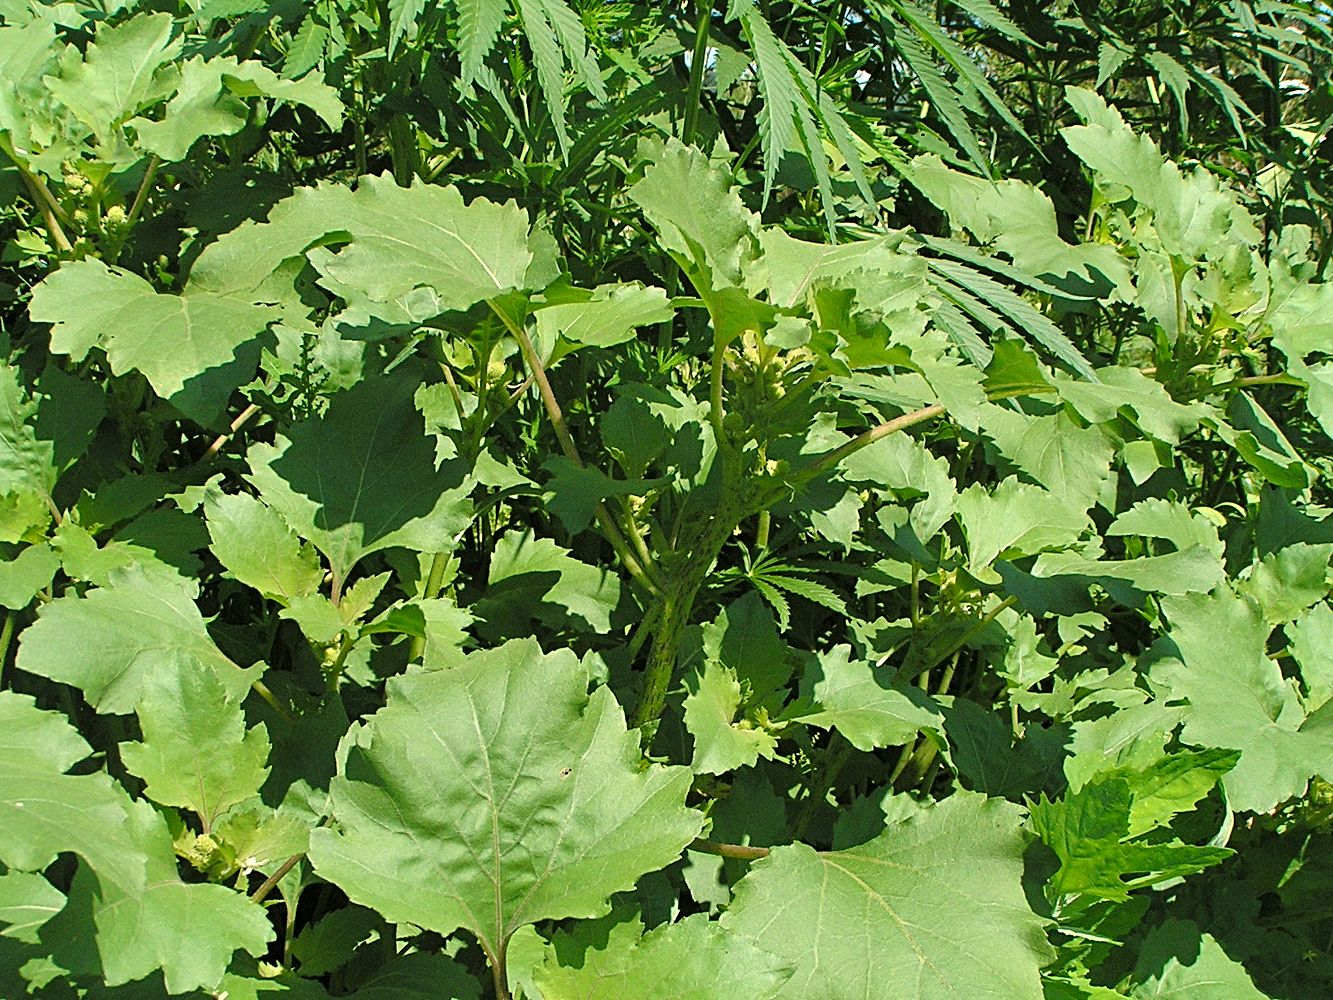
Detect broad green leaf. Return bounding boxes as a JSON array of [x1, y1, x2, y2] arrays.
[[1149, 589, 1333, 813], [629, 139, 758, 296], [1108, 499, 1224, 560], [955, 479, 1089, 578], [1114, 749, 1238, 837], [29, 260, 277, 425], [132, 56, 342, 161], [789, 645, 942, 751], [44, 14, 181, 143], [683, 661, 779, 774], [350, 952, 481, 999], [1061, 88, 1259, 263], [700, 593, 792, 705], [1030, 771, 1232, 902], [246, 370, 473, 583], [0, 363, 53, 500], [205, 491, 323, 604], [1289, 603, 1333, 711], [309, 640, 702, 977], [908, 154, 1126, 289], [1237, 542, 1333, 624], [0, 694, 271, 992], [0, 871, 64, 943], [188, 176, 534, 314], [15, 565, 260, 715], [541, 457, 656, 534], [981, 405, 1113, 509], [533, 282, 673, 349], [120, 667, 271, 829], [721, 792, 1051, 999], [1055, 368, 1209, 446], [0, 541, 58, 608], [531, 912, 792, 999], [1129, 919, 1268, 999], [1030, 546, 1226, 598], [473, 529, 620, 634], [304, 177, 535, 308]]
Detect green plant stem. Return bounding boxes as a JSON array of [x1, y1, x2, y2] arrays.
[[793, 404, 945, 485], [709, 343, 729, 447], [905, 595, 1017, 683], [251, 853, 303, 904], [755, 509, 771, 549], [125, 155, 161, 230], [407, 552, 451, 662], [631, 480, 745, 727], [250, 678, 295, 724], [688, 837, 771, 860], [502, 306, 664, 595], [681, 0, 717, 147], [491, 950, 511, 1000], [16, 167, 72, 253], [0, 610, 13, 688], [199, 402, 261, 463]]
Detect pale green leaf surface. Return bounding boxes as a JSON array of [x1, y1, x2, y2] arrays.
[[1289, 603, 1333, 711], [246, 371, 473, 582], [1130, 919, 1267, 999], [1149, 589, 1333, 812], [29, 260, 277, 425], [310, 640, 701, 965], [14, 565, 259, 715], [0, 542, 59, 609], [721, 792, 1051, 999], [120, 668, 271, 828], [206, 491, 323, 604], [0, 694, 271, 991], [791, 645, 942, 751], [1236, 543, 1332, 624], [1056, 368, 1210, 446], [0, 871, 64, 943], [306, 177, 534, 308], [956, 479, 1089, 577], [132, 56, 342, 161], [683, 661, 778, 774], [629, 140, 758, 294], [44, 14, 181, 140], [981, 405, 1113, 509], [531, 912, 791, 1000], [0, 363, 53, 498], [476, 530, 620, 633], [534, 282, 673, 349], [1030, 773, 1231, 901], [700, 593, 792, 705]]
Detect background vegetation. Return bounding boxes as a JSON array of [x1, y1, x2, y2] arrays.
[[0, 1, 1331, 997]]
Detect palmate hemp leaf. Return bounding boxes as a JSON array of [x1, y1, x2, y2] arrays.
[[309, 639, 702, 981], [720, 792, 1051, 1000], [15, 564, 260, 715], [0, 693, 270, 993]]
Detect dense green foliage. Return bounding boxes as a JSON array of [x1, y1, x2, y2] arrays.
[[1, 1, 1331, 997]]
